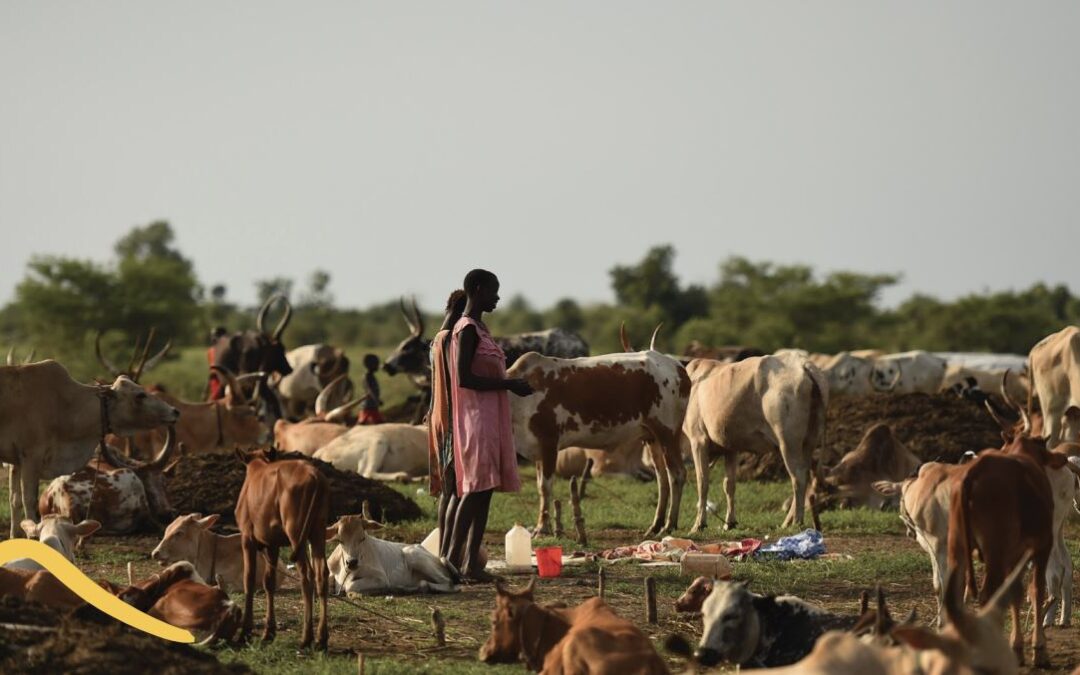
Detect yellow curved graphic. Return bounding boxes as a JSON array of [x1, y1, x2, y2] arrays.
[[0, 539, 195, 643]]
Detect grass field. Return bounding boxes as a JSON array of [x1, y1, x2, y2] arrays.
[[4, 470, 1079, 674]]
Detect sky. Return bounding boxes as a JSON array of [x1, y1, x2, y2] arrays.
[[2, 2, 1078, 312]]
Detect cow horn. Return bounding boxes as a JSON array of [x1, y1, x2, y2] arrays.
[[399, 297, 419, 336], [126, 333, 145, 377], [874, 586, 889, 636], [23, 349, 34, 364], [649, 323, 663, 352], [5, 347, 12, 366], [982, 400, 1012, 432], [1000, 370, 1020, 411], [272, 296, 292, 341], [95, 332, 123, 377], [150, 425, 179, 470], [410, 296, 425, 338], [137, 334, 172, 380], [1019, 403, 1032, 436], [619, 322, 634, 352], [315, 373, 349, 416], [212, 365, 248, 405], [324, 394, 368, 424], [99, 441, 139, 470]]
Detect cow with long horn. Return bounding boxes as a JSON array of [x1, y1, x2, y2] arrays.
[[274, 374, 371, 455], [95, 329, 172, 382], [275, 344, 353, 419]]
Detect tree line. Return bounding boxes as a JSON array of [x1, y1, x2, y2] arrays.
[[2, 222, 1078, 385]]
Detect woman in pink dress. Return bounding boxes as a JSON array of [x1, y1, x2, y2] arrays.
[[445, 269, 533, 581]]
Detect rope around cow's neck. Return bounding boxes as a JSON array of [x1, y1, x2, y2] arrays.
[[84, 387, 113, 524]]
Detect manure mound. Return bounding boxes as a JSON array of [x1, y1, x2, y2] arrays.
[[167, 451, 423, 525]]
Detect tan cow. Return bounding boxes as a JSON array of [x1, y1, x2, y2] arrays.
[[1029, 325, 1080, 447], [508, 347, 690, 537], [235, 450, 330, 649], [554, 438, 654, 480], [4, 514, 102, 572], [0, 360, 179, 538], [823, 424, 920, 510], [151, 513, 279, 593], [479, 579, 670, 674], [314, 423, 428, 482], [683, 352, 828, 531], [0, 567, 86, 609]]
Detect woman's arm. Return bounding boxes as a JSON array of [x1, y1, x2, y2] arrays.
[[457, 325, 533, 395]]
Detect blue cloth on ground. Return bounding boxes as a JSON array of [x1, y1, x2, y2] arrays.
[[755, 529, 825, 561]]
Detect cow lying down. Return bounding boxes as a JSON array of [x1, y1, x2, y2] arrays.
[[326, 515, 458, 596], [695, 579, 858, 668]]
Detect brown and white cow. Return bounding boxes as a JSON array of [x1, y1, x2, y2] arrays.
[[113, 561, 241, 645], [39, 428, 181, 534], [822, 424, 920, 510], [1029, 325, 1080, 448], [235, 449, 330, 649], [479, 579, 670, 674], [0, 360, 179, 538], [151, 513, 279, 593], [683, 352, 828, 531], [507, 347, 690, 537]]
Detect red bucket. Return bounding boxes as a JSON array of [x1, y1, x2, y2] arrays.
[[535, 546, 563, 578]]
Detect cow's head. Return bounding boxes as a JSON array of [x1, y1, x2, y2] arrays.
[[696, 580, 760, 667], [383, 297, 430, 379], [21, 515, 101, 561], [100, 427, 182, 522], [211, 366, 271, 445], [104, 375, 180, 435], [675, 576, 714, 614], [479, 578, 539, 664], [825, 353, 874, 396], [325, 514, 383, 572], [870, 361, 903, 392], [151, 513, 220, 566], [248, 294, 293, 377], [95, 329, 172, 383], [312, 346, 350, 387]]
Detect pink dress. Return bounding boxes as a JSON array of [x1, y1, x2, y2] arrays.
[[449, 316, 521, 496]]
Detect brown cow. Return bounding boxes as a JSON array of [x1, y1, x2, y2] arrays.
[[235, 449, 330, 649], [479, 579, 670, 674], [823, 424, 920, 510], [0, 567, 86, 609], [114, 561, 241, 645], [947, 450, 1054, 667]]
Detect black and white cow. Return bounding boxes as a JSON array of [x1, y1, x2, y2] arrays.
[[695, 580, 857, 668]]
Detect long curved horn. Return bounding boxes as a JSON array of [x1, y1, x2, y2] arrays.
[[99, 441, 139, 470], [1000, 370, 1021, 411], [256, 294, 275, 336], [324, 395, 368, 424], [5, 347, 13, 366], [150, 425, 179, 470], [315, 373, 348, 416], [126, 333, 145, 377], [983, 400, 1012, 431], [619, 322, 634, 352], [95, 332, 123, 377], [23, 349, 34, 364], [649, 323, 663, 352], [211, 365, 248, 405], [138, 336, 172, 380], [410, 296, 425, 337], [272, 295, 292, 341], [400, 297, 419, 336], [1019, 403, 1032, 435]]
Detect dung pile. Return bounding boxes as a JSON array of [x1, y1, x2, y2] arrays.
[[738, 392, 1003, 481], [167, 452, 423, 525], [0, 597, 248, 674]]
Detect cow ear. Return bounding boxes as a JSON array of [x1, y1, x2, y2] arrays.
[[891, 626, 958, 656], [325, 521, 340, 542], [74, 520, 102, 538], [195, 514, 220, 530], [20, 519, 40, 538], [362, 518, 385, 531]]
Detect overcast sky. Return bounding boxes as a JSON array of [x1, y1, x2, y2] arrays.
[[2, 2, 1078, 312]]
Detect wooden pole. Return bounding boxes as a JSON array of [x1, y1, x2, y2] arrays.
[[431, 608, 446, 647], [127, 562, 133, 586], [598, 566, 606, 600], [644, 576, 657, 624], [553, 499, 565, 538], [570, 476, 587, 546], [357, 653, 365, 674]]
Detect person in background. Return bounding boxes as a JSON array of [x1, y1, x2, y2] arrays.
[[357, 353, 384, 425], [428, 290, 468, 561], [445, 269, 533, 582], [204, 326, 228, 400]]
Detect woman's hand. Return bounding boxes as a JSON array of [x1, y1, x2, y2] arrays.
[[508, 378, 534, 397]]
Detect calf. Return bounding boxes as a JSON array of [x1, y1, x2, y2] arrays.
[[674, 576, 713, 614], [235, 449, 330, 649], [695, 579, 856, 668], [326, 514, 456, 596], [479, 579, 669, 674], [314, 423, 428, 482], [822, 424, 920, 510], [39, 428, 181, 534], [0, 567, 85, 609], [4, 514, 101, 571], [151, 513, 278, 592], [948, 450, 1055, 667], [114, 561, 240, 644]]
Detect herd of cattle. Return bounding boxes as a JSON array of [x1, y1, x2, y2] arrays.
[[2, 293, 1080, 673]]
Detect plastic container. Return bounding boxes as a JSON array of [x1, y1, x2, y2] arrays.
[[536, 546, 563, 578], [505, 523, 533, 572], [681, 553, 732, 579], [420, 528, 440, 557]]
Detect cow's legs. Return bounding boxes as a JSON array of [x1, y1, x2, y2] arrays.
[[17, 461, 40, 533], [662, 440, 687, 533], [644, 443, 669, 538], [295, 552, 315, 649], [1043, 533, 1069, 627], [533, 454, 555, 537], [1042, 404, 1064, 450], [722, 452, 739, 530], [779, 440, 809, 528], [311, 542, 329, 650], [1032, 561, 1050, 667], [239, 537, 258, 641], [260, 548, 279, 643], [9, 464, 22, 539]]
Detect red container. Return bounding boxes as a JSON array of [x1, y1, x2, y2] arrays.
[[535, 546, 563, 578]]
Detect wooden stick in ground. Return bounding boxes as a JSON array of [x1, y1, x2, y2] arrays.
[[553, 499, 565, 537], [645, 576, 657, 624], [127, 562, 133, 585], [570, 476, 587, 546], [598, 566, 606, 600], [357, 653, 365, 674], [579, 457, 594, 498], [431, 608, 446, 647]]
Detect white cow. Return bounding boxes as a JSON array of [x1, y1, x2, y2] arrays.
[[326, 515, 457, 595], [275, 344, 351, 418], [940, 364, 1030, 404], [314, 424, 428, 482], [4, 515, 101, 571], [1029, 326, 1080, 447], [870, 351, 946, 394], [818, 352, 876, 397]]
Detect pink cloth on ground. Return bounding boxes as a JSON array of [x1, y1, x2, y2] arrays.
[[449, 316, 521, 496]]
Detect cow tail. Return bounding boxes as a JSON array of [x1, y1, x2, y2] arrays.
[[948, 466, 978, 600], [290, 483, 321, 563]]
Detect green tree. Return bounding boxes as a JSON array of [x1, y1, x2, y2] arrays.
[[609, 245, 708, 328]]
